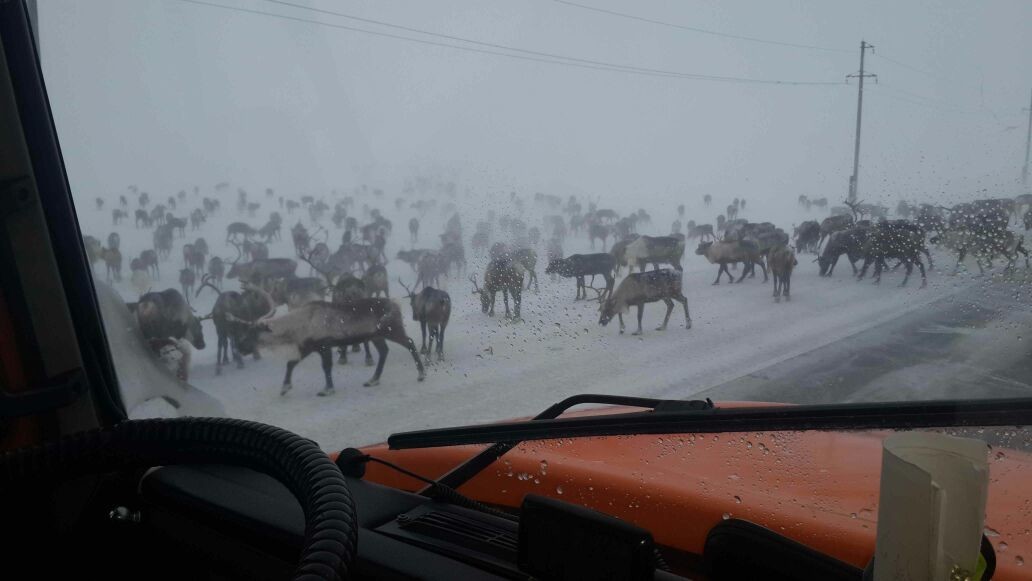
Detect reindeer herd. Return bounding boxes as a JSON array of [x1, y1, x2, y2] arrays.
[[83, 184, 1031, 397]]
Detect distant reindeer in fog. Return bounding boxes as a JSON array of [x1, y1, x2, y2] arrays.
[[207, 256, 225, 288], [589, 223, 611, 250], [179, 268, 196, 303], [409, 217, 419, 243], [97, 246, 121, 284]]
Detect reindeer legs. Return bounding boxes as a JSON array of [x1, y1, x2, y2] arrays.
[[657, 298, 674, 331], [281, 359, 300, 395], [631, 304, 645, 336], [317, 348, 335, 396], [419, 321, 429, 355]]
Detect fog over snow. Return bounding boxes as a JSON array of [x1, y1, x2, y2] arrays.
[[40, 0, 1032, 205]]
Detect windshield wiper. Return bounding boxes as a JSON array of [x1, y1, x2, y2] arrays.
[[391, 396, 1032, 490], [405, 394, 714, 492]]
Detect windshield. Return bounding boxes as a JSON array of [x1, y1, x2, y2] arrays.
[[37, 0, 1032, 448]]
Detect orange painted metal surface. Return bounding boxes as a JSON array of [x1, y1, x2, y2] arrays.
[[360, 405, 1032, 580]]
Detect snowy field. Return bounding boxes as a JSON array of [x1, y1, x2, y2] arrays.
[[77, 187, 990, 449]]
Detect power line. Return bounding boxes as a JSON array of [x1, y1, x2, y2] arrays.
[[875, 83, 984, 115], [871, 51, 951, 83], [550, 0, 850, 54], [168, 0, 846, 85]]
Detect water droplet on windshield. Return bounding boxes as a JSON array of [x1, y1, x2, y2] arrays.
[[556, 485, 563, 495], [722, 513, 731, 520], [733, 496, 742, 504]]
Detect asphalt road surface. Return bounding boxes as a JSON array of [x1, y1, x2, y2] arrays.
[[698, 272, 1032, 405]]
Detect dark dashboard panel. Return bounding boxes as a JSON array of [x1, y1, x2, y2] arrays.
[[140, 465, 515, 580]]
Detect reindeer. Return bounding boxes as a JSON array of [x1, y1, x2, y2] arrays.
[[362, 263, 389, 297], [329, 273, 374, 366], [599, 269, 691, 335], [101, 246, 122, 282], [194, 278, 274, 374], [818, 214, 854, 249], [695, 240, 764, 284], [856, 221, 927, 287], [112, 208, 127, 225], [396, 248, 430, 271], [794, 221, 820, 254], [511, 247, 539, 292], [190, 208, 206, 230], [470, 258, 524, 319], [243, 240, 269, 262], [409, 217, 419, 243], [226, 222, 256, 244], [153, 224, 173, 260], [624, 235, 685, 273], [545, 253, 615, 301], [588, 223, 611, 250], [179, 268, 196, 302], [686, 224, 715, 241], [207, 256, 224, 288], [231, 296, 426, 396], [768, 246, 797, 302], [291, 222, 311, 256], [136, 288, 205, 351], [399, 279, 451, 362], [703, 194, 712, 207], [139, 249, 159, 278], [184, 244, 206, 275], [134, 209, 151, 228], [129, 259, 152, 297], [258, 220, 280, 242], [149, 205, 165, 226], [416, 251, 447, 289]]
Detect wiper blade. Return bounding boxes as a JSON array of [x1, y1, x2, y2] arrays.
[[390, 397, 1032, 452], [406, 393, 713, 492]]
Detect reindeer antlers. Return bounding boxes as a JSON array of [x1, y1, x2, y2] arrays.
[[241, 281, 278, 321], [585, 285, 608, 304], [196, 273, 221, 298], [468, 273, 482, 294], [397, 277, 415, 297]]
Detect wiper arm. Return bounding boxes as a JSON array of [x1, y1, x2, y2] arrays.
[[401, 393, 713, 492], [390, 396, 1032, 464]]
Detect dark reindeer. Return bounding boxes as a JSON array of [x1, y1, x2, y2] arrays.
[[545, 253, 615, 301], [399, 278, 451, 362], [196, 276, 274, 375], [470, 258, 524, 319]]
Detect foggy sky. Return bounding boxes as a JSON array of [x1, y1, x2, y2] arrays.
[[38, 0, 1032, 206]]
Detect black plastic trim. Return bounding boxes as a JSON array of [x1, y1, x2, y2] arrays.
[[390, 396, 1032, 449], [0, 0, 126, 421]]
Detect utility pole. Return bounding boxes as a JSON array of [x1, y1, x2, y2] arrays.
[[847, 41, 876, 202], [1023, 87, 1031, 188]]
